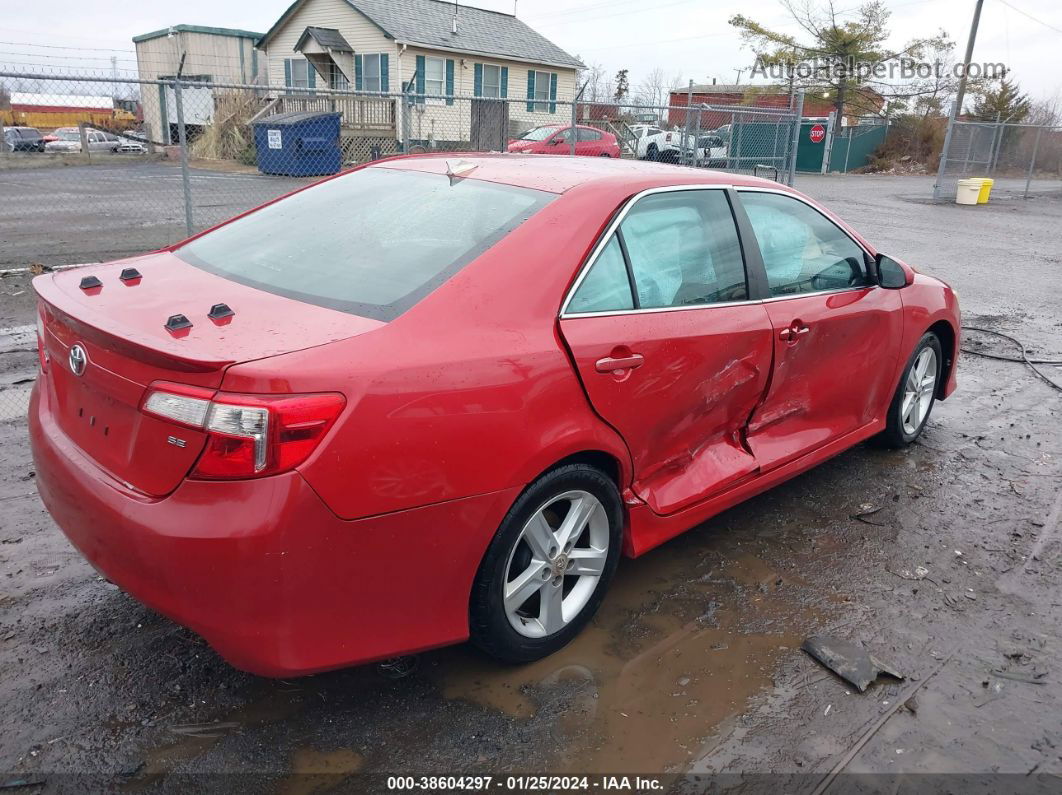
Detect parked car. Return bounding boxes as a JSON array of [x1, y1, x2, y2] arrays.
[[3, 126, 45, 152], [29, 155, 960, 676], [507, 124, 621, 157], [695, 134, 728, 167], [44, 127, 134, 153]]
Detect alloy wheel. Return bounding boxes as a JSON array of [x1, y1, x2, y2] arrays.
[[502, 490, 610, 639], [901, 347, 937, 435]]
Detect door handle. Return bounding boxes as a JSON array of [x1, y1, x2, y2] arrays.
[[595, 353, 645, 373], [779, 321, 810, 343]]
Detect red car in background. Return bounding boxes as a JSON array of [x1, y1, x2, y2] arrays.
[[507, 124, 621, 157], [30, 155, 959, 677]]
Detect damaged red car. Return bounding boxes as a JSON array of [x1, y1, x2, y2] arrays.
[[29, 156, 959, 676]]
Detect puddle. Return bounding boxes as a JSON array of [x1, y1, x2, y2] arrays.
[[431, 535, 821, 774], [279, 748, 364, 795]]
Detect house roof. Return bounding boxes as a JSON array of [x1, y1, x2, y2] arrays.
[[259, 0, 583, 69], [296, 26, 354, 52], [133, 24, 264, 44], [684, 83, 784, 94]]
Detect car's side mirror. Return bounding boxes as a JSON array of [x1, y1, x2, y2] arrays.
[[876, 254, 909, 289], [550, 137, 564, 145]]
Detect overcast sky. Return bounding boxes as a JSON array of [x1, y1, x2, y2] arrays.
[[2, 0, 1060, 101]]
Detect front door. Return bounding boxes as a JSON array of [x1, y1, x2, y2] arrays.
[[560, 188, 774, 516], [738, 189, 904, 469], [470, 98, 509, 152]]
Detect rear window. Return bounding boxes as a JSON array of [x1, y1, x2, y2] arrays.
[[175, 168, 554, 321]]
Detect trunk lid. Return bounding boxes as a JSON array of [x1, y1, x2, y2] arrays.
[[35, 251, 383, 496]]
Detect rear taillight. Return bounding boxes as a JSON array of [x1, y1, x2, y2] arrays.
[[665, 133, 672, 142], [35, 306, 48, 372], [141, 384, 344, 479]]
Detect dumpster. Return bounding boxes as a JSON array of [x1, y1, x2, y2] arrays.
[[252, 111, 341, 177]]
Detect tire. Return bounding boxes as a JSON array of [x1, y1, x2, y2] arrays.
[[598, 152, 611, 157], [469, 463, 623, 663], [878, 332, 942, 448], [645, 144, 659, 161]]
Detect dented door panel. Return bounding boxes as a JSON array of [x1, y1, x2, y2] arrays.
[[560, 304, 773, 516], [746, 287, 904, 470]]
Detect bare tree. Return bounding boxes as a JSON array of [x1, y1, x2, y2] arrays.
[[633, 68, 682, 108]]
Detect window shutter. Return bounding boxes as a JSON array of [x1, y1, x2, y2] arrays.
[[284, 58, 292, 87], [446, 59, 455, 106], [307, 61, 316, 90], [526, 70, 536, 112], [380, 54, 389, 92], [473, 63, 483, 97], [549, 72, 557, 114], [354, 54, 363, 91], [500, 66, 508, 99], [415, 54, 425, 105]]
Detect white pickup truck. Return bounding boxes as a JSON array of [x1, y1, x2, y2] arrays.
[[631, 125, 728, 166]]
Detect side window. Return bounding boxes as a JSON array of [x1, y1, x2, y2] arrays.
[[620, 191, 748, 309], [552, 128, 573, 143], [577, 129, 602, 142], [740, 191, 870, 297], [567, 235, 633, 314]]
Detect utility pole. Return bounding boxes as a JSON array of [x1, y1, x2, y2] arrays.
[[933, 0, 983, 199], [954, 0, 985, 119], [733, 67, 747, 85]]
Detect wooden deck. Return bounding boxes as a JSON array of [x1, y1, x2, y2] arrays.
[[250, 93, 396, 135]]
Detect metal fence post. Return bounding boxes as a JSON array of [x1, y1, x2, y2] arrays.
[[681, 80, 693, 166], [78, 121, 90, 161], [933, 101, 958, 201], [820, 111, 836, 174], [786, 90, 804, 186], [1024, 125, 1043, 199], [570, 100, 577, 157], [172, 79, 194, 237], [691, 108, 701, 167]]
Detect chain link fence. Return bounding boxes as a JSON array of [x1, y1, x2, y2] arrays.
[[1, 69, 802, 422], [933, 118, 1062, 201]]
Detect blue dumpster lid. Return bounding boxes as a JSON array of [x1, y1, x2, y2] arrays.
[[253, 111, 341, 126]]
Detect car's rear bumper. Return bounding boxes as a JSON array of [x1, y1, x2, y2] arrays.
[[29, 382, 519, 677]]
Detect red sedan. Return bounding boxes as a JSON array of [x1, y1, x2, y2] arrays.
[[29, 156, 959, 676], [507, 124, 621, 157]]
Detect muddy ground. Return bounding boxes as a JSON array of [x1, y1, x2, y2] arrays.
[[0, 174, 1060, 793]]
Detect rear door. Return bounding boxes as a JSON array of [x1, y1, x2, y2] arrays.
[[559, 187, 774, 516], [737, 189, 903, 469]]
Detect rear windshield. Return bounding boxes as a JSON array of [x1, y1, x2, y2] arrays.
[[175, 168, 554, 321]]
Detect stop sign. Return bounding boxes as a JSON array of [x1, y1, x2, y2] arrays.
[[809, 124, 826, 143]]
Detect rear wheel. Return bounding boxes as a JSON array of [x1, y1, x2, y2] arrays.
[[598, 152, 611, 157], [469, 464, 623, 663], [645, 143, 659, 161], [878, 332, 942, 447]]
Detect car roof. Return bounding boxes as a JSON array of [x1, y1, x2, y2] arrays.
[[371, 153, 786, 195]]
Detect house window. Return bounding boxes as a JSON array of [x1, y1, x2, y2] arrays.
[[424, 56, 445, 97], [286, 58, 310, 89], [534, 70, 551, 112], [481, 64, 501, 98], [329, 62, 349, 90], [363, 54, 381, 92]]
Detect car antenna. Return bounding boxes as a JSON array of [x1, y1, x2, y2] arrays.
[[445, 159, 477, 185]]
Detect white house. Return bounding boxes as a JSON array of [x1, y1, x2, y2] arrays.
[[256, 0, 584, 150]]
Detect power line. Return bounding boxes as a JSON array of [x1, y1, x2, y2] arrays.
[[995, 0, 1062, 35]]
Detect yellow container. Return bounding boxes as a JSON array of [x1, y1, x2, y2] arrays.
[[977, 177, 994, 204]]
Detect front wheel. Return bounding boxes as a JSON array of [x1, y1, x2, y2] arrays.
[[469, 464, 623, 663], [878, 332, 942, 447]]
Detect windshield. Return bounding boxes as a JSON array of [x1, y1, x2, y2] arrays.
[[55, 130, 80, 141], [175, 168, 554, 321], [519, 126, 562, 141]]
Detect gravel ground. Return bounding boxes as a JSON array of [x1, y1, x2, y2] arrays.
[[0, 169, 1060, 793]]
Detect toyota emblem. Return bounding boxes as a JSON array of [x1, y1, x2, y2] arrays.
[[68, 344, 87, 377]]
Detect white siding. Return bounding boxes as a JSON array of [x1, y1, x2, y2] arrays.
[[261, 0, 396, 89], [397, 45, 578, 145]]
